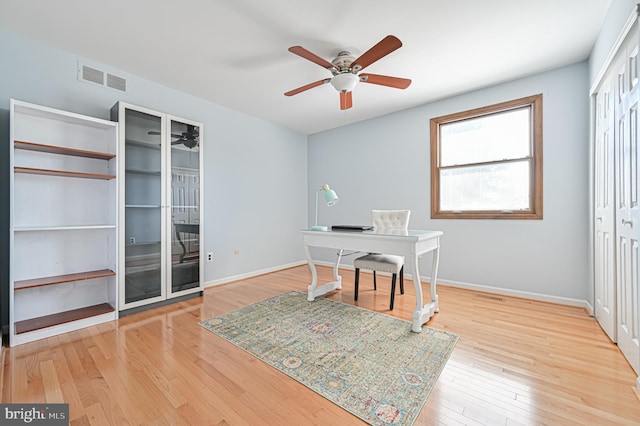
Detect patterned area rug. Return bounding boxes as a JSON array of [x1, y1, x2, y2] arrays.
[[199, 291, 459, 426]]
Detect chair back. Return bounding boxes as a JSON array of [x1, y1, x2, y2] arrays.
[[371, 210, 410, 230]]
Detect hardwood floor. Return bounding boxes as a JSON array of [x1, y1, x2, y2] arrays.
[[2, 265, 639, 425]]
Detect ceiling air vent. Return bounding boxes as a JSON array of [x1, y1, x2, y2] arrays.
[[77, 61, 128, 93]]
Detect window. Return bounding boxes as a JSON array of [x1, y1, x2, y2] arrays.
[[430, 94, 543, 219]]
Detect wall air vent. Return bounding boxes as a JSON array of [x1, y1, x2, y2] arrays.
[[106, 73, 127, 92], [77, 61, 128, 93], [81, 65, 104, 85]]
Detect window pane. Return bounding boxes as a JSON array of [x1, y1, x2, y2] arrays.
[[440, 108, 531, 167], [440, 160, 530, 211]]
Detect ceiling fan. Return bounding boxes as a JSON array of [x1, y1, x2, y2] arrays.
[[148, 124, 199, 149], [284, 35, 411, 110]]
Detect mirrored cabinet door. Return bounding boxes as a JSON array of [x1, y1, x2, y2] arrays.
[[168, 117, 202, 296]]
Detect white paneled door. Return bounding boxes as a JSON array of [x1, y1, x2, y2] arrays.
[[594, 16, 640, 377], [595, 69, 617, 341], [614, 24, 640, 374]]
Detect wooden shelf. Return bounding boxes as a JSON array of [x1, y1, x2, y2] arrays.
[[14, 140, 116, 160], [15, 269, 115, 291], [15, 303, 115, 334], [15, 166, 116, 180]]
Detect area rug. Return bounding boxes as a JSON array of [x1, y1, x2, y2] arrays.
[[199, 291, 459, 426]]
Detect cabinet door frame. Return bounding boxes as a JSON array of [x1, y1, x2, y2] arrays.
[[116, 102, 168, 310], [166, 114, 204, 300]]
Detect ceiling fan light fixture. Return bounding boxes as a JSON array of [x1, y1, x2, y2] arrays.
[[331, 73, 359, 93]]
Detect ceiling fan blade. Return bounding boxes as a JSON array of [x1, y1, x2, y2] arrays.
[[340, 91, 353, 110], [359, 73, 411, 89], [148, 130, 185, 138], [284, 78, 331, 96], [171, 139, 199, 149], [288, 46, 337, 71], [351, 35, 402, 71]]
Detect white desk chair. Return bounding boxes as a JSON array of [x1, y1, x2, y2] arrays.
[[353, 209, 410, 310]]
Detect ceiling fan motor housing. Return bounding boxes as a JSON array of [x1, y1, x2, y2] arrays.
[[330, 52, 359, 93], [331, 51, 356, 72]]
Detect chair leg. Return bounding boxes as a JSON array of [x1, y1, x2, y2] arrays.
[[399, 266, 404, 294], [390, 273, 397, 310], [354, 268, 360, 301], [373, 270, 377, 290]]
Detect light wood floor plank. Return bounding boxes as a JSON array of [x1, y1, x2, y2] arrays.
[[2, 265, 639, 425]]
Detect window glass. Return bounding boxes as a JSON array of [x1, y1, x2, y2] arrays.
[[440, 160, 530, 211], [440, 108, 530, 166]]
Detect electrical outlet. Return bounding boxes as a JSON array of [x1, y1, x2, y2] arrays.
[[206, 252, 213, 262], [129, 237, 135, 244]]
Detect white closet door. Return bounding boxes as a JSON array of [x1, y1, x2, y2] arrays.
[[595, 70, 617, 341], [615, 24, 640, 375]]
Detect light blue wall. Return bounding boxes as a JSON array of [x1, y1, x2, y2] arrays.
[[309, 62, 590, 301], [589, 1, 638, 87], [0, 28, 308, 288]]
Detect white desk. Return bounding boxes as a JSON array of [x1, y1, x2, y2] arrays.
[[301, 229, 443, 332]]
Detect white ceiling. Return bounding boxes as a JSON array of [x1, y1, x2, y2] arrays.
[[0, 0, 611, 135]]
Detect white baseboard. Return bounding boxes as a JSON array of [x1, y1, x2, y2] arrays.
[[203, 260, 307, 288], [435, 277, 592, 312], [306, 260, 593, 312], [204, 260, 593, 312], [584, 300, 595, 316]]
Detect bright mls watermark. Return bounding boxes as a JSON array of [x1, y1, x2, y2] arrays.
[[0, 404, 68, 425]]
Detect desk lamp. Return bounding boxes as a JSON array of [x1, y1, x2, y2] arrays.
[[312, 184, 339, 231]]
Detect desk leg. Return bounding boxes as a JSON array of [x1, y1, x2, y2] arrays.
[[431, 247, 440, 313], [334, 249, 344, 283], [411, 247, 440, 333], [304, 243, 343, 301]]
